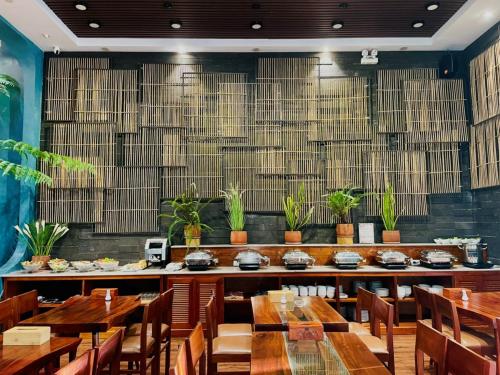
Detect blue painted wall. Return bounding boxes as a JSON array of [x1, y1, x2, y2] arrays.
[[0, 17, 43, 277]]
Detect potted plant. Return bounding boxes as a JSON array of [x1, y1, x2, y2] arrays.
[[282, 184, 314, 244], [221, 184, 247, 245], [161, 183, 212, 247], [15, 220, 69, 268], [325, 187, 366, 244], [381, 183, 400, 243]]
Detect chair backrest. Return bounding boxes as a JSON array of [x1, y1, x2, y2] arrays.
[[433, 293, 461, 342], [0, 298, 15, 333], [413, 286, 436, 323], [56, 349, 96, 375], [138, 296, 161, 354], [445, 339, 496, 375], [186, 322, 206, 375], [371, 294, 395, 374], [355, 288, 374, 323], [95, 329, 124, 375], [205, 296, 218, 341], [415, 320, 447, 375], [90, 288, 119, 299], [161, 288, 175, 326], [171, 341, 189, 375], [13, 290, 39, 324]]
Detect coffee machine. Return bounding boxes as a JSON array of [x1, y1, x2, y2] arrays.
[[459, 242, 494, 269], [144, 239, 170, 267]]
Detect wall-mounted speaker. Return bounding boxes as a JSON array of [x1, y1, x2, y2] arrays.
[[439, 53, 456, 78]]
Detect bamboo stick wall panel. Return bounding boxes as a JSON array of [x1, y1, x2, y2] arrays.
[[470, 117, 500, 189], [74, 69, 139, 133], [377, 68, 438, 133], [95, 167, 160, 233], [403, 79, 468, 143], [469, 39, 500, 125], [141, 64, 202, 127], [316, 77, 371, 141], [44, 58, 110, 121]]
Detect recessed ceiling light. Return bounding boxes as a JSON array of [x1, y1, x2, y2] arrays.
[[251, 3, 261, 9], [74, 2, 87, 11], [170, 20, 182, 29], [88, 21, 100, 29], [251, 21, 262, 30], [331, 21, 344, 30], [426, 2, 439, 11], [42, 33, 50, 39], [164, 2, 173, 8], [338, 2, 349, 9], [412, 21, 424, 29]]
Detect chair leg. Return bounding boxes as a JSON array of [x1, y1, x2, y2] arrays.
[[208, 361, 217, 375], [139, 358, 147, 375], [165, 340, 172, 375]]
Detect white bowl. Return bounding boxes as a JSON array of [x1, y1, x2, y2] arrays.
[[21, 261, 43, 273], [326, 286, 335, 299], [72, 261, 95, 272], [48, 262, 69, 272], [397, 286, 406, 299], [375, 288, 389, 298], [402, 285, 412, 297]]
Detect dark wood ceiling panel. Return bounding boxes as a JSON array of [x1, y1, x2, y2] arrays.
[[42, 0, 467, 39]]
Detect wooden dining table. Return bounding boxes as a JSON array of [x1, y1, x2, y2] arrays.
[[0, 335, 81, 375], [251, 331, 390, 375], [18, 295, 141, 347], [251, 295, 349, 332]]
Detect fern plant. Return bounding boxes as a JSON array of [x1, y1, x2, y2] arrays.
[[282, 183, 314, 231], [325, 187, 367, 224], [220, 184, 245, 231], [381, 183, 399, 231]]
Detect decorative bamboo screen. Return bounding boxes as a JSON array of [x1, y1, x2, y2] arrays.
[[470, 117, 500, 189], [39, 188, 104, 223]]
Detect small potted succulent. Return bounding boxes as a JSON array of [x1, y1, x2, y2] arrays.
[[282, 184, 314, 244], [221, 184, 247, 245], [381, 183, 400, 243], [15, 220, 69, 268], [325, 187, 366, 244]]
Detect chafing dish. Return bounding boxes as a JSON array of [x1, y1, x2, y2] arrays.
[[376, 250, 410, 270], [234, 250, 270, 271], [459, 242, 494, 269], [184, 250, 218, 271], [333, 251, 364, 269], [282, 249, 315, 270], [420, 250, 456, 269]]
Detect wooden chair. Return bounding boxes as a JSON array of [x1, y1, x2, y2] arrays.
[[445, 338, 496, 375], [0, 298, 15, 333], [210, 295, 252, 337], [55, 349, 96, 375], [170, 341, 188, 375], [126, 289, 174, 375], [206, 297, 251, 375], [415, 320, 448, 375], [358, 294, 395, 374], [119, 296, 161, 375], [13, 289, 39, 324], [413, 286, 437, 329], [186, 322, 207, 375], [434, 293, 496, 356], [95, 329, 124, 375], [91, 288, 119, 299], [349, 287, 374, 336]]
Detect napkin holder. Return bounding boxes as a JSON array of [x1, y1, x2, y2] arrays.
[[268, 290, 294, 303], [3, 326, 51, 345], [288, 321, 324, 341]]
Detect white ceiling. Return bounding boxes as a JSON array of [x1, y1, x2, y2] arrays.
[[0, 0, 498, 53]]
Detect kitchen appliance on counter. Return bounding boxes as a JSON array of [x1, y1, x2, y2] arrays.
[[420, 250, 456, 269], [332, 251, 364, 269], [376, 250, 410, 270], [233, 250, 270, 270], [144, 238, 170, 267], [184, 250, 218, 271], [282, 249, 315, 270], [459, 242, 494, 269]]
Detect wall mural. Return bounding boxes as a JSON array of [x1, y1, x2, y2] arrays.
[[39, 56, 470, 233]]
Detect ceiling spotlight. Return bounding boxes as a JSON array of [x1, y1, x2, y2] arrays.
[[251, 21, 262, 30], [426, 2, 439, 11], [338, 2, 349, 8], [42, 33, 50, 39], [74, 2, 87, 11], [331, 21, 344, 30], [170, 20, 182, 29], [251, 3, 261, 9], [164, 2, 173, 8], [412, 21, 424, 29], [88, 21, 100, 29]]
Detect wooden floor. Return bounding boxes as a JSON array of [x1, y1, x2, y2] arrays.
[[65, 331, 428, 375]]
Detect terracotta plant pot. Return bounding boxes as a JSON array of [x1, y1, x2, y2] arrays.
[[31, 255, 51, 269], [285, 231, 302, 245], [382, 230, 400, 244], [230, 231, 248, 245], [336, 224, 354, 245]]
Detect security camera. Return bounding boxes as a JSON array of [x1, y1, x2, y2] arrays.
[[361, 48, 379, 65], [371, 49, 378, 57], [53, 46, 61, 55], [361, 49, 369, 57]]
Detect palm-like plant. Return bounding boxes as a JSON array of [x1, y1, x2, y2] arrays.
[[282, 183, 314, 231], [220, 184, 245, 231], [325, 187, 366, 224], [15, 220, 69, 256], [381, 183, 399, 231]]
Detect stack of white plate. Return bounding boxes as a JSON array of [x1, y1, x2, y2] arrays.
[[369, 281, 384, 292], [375, 288, 390, 297]]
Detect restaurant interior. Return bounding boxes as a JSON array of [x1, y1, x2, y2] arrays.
[[0, 0, 500, 374]]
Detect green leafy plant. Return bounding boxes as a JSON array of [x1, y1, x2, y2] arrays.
[[0, 74, 19, 98], [160, 183, 213, 243], [381, 183, 399, 231], [282, 183, 314, 231], [325, 187, 367, 224], [14, 220, 69, 256], [220, 184, 245, 231]]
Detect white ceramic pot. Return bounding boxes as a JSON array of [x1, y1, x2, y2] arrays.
[[299, 286, 308, 297], [317, 285, 327, 298], [326, 286, 336, 299], [397, 286, 406, 299], [308, 286, 317, 296], [290, 286, 299, 296], [402, 285, 412, 297]]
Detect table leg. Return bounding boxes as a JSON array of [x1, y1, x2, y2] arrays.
[[92, 332, 100, 348]]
